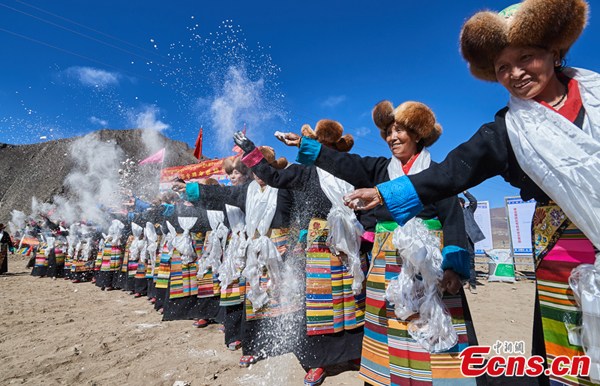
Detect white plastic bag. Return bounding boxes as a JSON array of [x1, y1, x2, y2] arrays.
[[317, 168, 365, 294], [385, 218, 458, 353], [145, 222, 158, 275], [199, 211, 228, 276], [218, 205, 247, 290], [241, 181, 283, 311], [174, 217, 198, 265], [128, 222, 144, 262]]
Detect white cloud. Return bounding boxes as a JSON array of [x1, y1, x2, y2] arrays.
[[321, 95, 347, 108], [353, 126, 371, 137], [66, 66, 120, 88], [209, 66, 268, 151], [127, 105, 170, 153], [128, 105, 169, 132], [89, 116, 108, 126]]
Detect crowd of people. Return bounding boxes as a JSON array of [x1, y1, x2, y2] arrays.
[[3, 1, 600, 386]]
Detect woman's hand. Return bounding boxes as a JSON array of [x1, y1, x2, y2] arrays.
[[275, 132, 301, 147], [440, 269, 462, 295], [171, 181, 186, 192], [343, 188, 382, 210], [233, 131, 256, 153]]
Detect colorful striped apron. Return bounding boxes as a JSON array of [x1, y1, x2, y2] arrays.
[[155, 241, 172, 290], [135, 257, 147, 280], [168, 234, 199, 299], [34, 243, 48, 269], [305, 217, 366, 335], [359, 220, 476, 386], [220, 234, 247, 307], [533, 203, 596, 386], [196, 231, 221, 299]]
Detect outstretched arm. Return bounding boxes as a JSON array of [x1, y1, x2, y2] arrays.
[[235, 131, 310, 190], [296, 137, 389, 188], [353, 121, 509, 225]]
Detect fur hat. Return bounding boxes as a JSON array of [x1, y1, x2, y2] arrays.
[[460, 0, 589, 81], [259, 146, 288, 170], [301, 119, 354, 152], [222, 156, 251, 176], [372, 101, 442, 147]]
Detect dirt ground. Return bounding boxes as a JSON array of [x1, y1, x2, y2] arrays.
[[0, 254, 535, 385]]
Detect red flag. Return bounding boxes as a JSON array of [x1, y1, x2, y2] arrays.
[[193, 127, 203, 160]]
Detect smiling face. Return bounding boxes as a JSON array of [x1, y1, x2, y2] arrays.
[[385, 123, 419, 164], [494, 45, 560, 101], [228, 169, 247, 186]]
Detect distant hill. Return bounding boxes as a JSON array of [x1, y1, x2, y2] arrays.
[[0, 130, 519, 243], [0, 129, 205, 223]]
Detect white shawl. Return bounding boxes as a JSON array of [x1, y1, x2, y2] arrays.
[[505, 67, 600, 252]]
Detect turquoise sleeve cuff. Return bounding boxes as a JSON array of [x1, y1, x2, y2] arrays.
[[186, 182, 200, 202], [441, 245, 471, 280], [162, 203, 175, 217], [377, 176, 423, 226], [298, 229, 308, 243], [296, 137, 321, 165]]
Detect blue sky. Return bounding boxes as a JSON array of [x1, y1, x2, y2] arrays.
[[1, 0, 599, 208]]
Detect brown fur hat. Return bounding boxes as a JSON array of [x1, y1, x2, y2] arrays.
[[460, 0, 589, 81], [203, 178, 220, 186], [259, 146, 288, 170], [301, 119, 354, 152], [222, 156, 251, 176], [372, 101, 442, 148]]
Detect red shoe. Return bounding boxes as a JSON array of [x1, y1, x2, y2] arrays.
[[239, 355, 257, 367], [150, 297, 156, 304], [72, 279, 81, 284], [228, 340, 242, 351], [158, 308, 164, 314], [134, 293, 142, 298], [193, 319, 208, 328], [304, 368, 326, 386]]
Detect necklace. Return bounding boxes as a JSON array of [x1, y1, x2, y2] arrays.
[[551, 86, 568, 108]]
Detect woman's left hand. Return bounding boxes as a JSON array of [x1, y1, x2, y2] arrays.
[[275, 132, 301, 147], [171, 181, 186, 192], [440, 269, 462, 295], [343, 188, 381, 210]]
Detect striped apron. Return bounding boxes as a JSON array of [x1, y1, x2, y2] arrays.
[[196, 231, 221, 299], [305, 217, 366, 335], [359, 220, 477, 386], [168, 234, 199, 299], [533, 203, 596, 386], [34, 244, 48, 269]]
